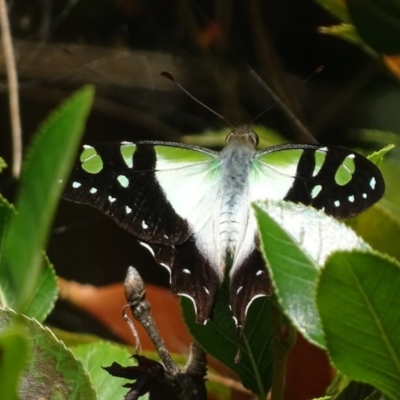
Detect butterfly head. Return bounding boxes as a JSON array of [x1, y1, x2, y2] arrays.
[[225, 126, 259, 149]]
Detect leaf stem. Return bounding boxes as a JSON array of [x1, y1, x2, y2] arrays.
[[242, 333, 267, 399], [270, 300, 297, 400]]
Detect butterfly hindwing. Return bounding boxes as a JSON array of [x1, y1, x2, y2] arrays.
[[172, 236, 220, 323], [229, 247, 272, 332], [137, 239, 219, 323]]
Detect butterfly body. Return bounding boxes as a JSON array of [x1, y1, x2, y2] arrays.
[[64, 127, 385, 333]]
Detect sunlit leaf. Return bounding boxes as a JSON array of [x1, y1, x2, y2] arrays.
[[317, 251, 400, 400], [253, 200, 370, 347]]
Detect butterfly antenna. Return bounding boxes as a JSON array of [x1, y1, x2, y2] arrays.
[[249, 66, 323, 145], [161, 71, 237, 130]]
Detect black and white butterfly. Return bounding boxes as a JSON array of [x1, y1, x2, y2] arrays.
[[63, 126, 385, 334]]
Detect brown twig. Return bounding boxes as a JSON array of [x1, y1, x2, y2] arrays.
[[124, 266, 208, 400], [124, 266, 180, 376], [0, 0, 22, 178]]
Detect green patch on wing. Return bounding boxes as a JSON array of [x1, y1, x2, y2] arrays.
[[81, 145, 103, 174], [334, 154, 355, 186], [313, 149, 326, 176], [120, 143, 136, 168], [257, 149, 304, 170], [256, 148, 303, 175], [155, 145, 216, 164]]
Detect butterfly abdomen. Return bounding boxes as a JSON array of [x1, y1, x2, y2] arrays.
[[219, 138, 256, 258]]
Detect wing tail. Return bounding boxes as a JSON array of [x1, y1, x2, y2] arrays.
[[229, 248, 273, 337], [171, 237, 221, 324]]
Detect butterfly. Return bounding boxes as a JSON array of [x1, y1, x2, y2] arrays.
[[63, 126, 385, 335]]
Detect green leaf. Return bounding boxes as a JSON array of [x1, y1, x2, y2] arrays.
[[0, 158, 7, 173], [253, 200, 370, 347], [334, 382, 379, 400], [312, 397, 331, 400], [316, 251, 400, 400], [0, 86, 94, 314], [0, 308, 97, 399], [314, 0, 350, 22], [347, 205, 400, 263], [23, 255, 58, 321], [182, 282, 272, 397], [318, 23, 361, 46], [0, 196, 57, 322], [72, 342, 147, 400], [347, 0, 400, 54], [367, 144, 394, 166], [379, 156, 400, 218], [0, 327, 30, 400], [0, 195, 14, 265]]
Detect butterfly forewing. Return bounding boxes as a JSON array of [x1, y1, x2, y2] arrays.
[[253, 144, 385, 218], [63, 141, 220, 245]]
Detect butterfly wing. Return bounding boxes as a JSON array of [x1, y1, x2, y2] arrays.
[[228, 143, 385, 331], [63, 141, 223, 323], [253, 144, 385, 217]]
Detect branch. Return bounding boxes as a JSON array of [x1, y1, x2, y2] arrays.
[[124, 266, 208, 400], [0, 0, 22, 178]]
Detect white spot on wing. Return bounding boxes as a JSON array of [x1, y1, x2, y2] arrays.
[[178, 293, 197, 316], [203, 286, 210, 295], [245, 294, 267, 317], [334, 200, 340, 207], [370, 177, 376, 189], [139, 242, 155, 257], [256, 270, 264, 276], [108, 196, 116, 203], [236, 286, 243, 294], [90, 187, 97, 194], [183, 268, 191, 274], [362, 193, 367, 199], [125, 206, 132, 214], [142, 220, 148, 229], [72, 181, 81, 188], [117, 175, 129, 188], [160, 263, 171, 273], [348, 195, 355, 203]]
